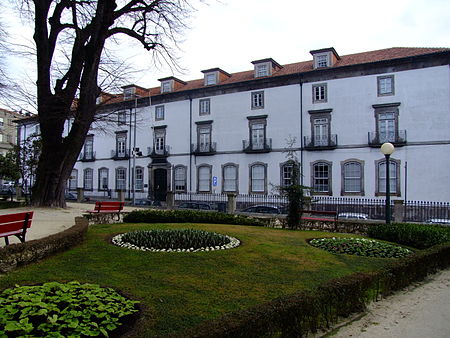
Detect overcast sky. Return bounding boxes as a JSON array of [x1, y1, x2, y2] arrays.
[[3, 0, 450, 93]]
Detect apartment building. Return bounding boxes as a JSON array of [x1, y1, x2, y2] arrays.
[[17, 47, 450, 202]]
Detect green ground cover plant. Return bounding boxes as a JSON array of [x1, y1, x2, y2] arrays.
[[0, 281, 138, 337], [309, 237, 412, 258], [368, 222, 450, 249], [0, 223, 395, 337]]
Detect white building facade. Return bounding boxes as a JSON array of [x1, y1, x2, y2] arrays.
[[18, 47, 450, 203]]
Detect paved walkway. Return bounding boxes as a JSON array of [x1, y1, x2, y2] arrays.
[[0, 202, 141, 246]]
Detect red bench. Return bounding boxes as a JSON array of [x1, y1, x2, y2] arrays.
[[0, 211, 34, 245], [87, 201, 125, 221], [301, 210, 337, 222]]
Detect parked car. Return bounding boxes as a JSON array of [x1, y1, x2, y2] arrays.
[[65, 192, 77, 200], [426, 218, 450, 226], [240, 205, 285, 214], [338, 212, 369, 220], [177, 202, 212, 210]]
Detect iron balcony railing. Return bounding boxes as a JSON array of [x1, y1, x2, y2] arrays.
[[242, 138, 272, 153], [368, 130, 407, 147], [79, 151, 96, 161], [191, 142, 217, 155], [147, 146, 170, 158], [111, 149, 130, 160], [303, 134, 338, 150]]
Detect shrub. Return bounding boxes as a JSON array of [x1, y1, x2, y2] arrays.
[[113, 229, 240, 252], [309, 237, 412, 258], [0, 281, 138, 337], [123, 209, 265, 226], [368, 222, 450, 249]]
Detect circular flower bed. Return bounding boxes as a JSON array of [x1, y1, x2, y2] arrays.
[[112, 229, 240, 252], [309, 237, 412, 258], [0, 281, 138, 337]]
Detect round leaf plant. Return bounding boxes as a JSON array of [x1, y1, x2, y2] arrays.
[[309, 237, 412, 258], [112, 228, 240, 252]]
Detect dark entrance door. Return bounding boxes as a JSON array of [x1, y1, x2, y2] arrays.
[[153, 168, 167, 202]]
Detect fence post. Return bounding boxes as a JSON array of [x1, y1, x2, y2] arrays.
[[227, 193, 237, 214], [166, 191, 175, 209], [117, 190, 125, 202], [393, 200, 404, 222], [76, 188, 84, 203]]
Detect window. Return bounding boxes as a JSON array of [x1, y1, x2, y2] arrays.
[[280, 161, 298, 187], [0, 134, 2, 143], [174, 166, 187, 192], [83, 168, 93, 191], [251, 91, 264, 109], [98, 168, 109, 191], [205, 73, 217, 86], [161, 81, 172, 93], [312, 84, 327, 103], [135, 167, 144, 191], [316, 54, 328, 68], [154, 128, 166, 154], [118, 111, 126, 125], [377, 75, 394, 96], [155, 105, 164, 120], [197, 165, 211, 192], [84, 136, 94, 160], [6, 134, 12, 143], [256, 64, 269, 77], [34, 125, 40, 135], [123, 87, 135, 100], [116, 167, 127, 191], [312, 161, 332, 194], [376, 159, 400, 195], [0, 117, 3, 126], [250, 163, 267, 193], [199, 99, 210, 115], [116, 133, 127, 158], [68, 169, 78, 190], [250, 121, 266, 150], [222, 164, 238, 193], [378, 112, 395, 143], [198, 125, 212, 152], [312, 117, 329, 146], [342, 160, 364, 195]]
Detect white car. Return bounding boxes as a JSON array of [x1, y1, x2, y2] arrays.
[[338, 212, 369, 220], [426, 219, 450, 226]]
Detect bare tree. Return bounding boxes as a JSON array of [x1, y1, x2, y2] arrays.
[[14, 0, 195, 207]]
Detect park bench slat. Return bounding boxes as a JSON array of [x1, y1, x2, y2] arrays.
[[0, 211, 34, 245]]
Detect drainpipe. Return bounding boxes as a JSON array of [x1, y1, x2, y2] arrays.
[[299, 79, 304, 186], [189, 96, 193, 193], [127, 107, 132, 200]]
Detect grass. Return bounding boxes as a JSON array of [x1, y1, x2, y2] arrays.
[[0, 223, 400, 336]]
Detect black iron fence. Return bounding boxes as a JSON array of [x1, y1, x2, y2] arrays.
[[404, 200, 450, 223]]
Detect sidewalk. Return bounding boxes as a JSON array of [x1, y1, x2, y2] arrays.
[[329, 268, 450, 337], [0, 202, 141, 246]]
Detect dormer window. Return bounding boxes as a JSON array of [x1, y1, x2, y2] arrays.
[[161, 81, 172, 93], [201, 68, 231, 87], [205, 73, 217, 86], [256, 64, 269, 77], [316, 55, 329, 68], [123, 87, 135, 100], [310, 47, 340, 69], [251, 58, 282, 78]]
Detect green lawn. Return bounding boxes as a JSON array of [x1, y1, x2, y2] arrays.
[[0, 223, 397, 336]]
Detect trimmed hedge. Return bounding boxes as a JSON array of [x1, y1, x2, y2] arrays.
[[177, 242, 450, 338], [123, 209, 265, 226], [368, 222, 450, 249], [0, 217, 89, 273]]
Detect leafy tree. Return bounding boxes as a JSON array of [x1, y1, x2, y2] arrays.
[[278, 136, 310, 229], [15, 0, 195, 207], [0, 151, 20, 182], [16, 134, 42, 197]]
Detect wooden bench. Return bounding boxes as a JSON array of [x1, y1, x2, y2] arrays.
[[86, 201, 125, 222], [300, 210, 337, 222], [0, 211, 34, 245]]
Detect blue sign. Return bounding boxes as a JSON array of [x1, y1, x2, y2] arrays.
[[212, 176, 218, 187]]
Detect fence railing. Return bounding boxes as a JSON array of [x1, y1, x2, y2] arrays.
[[404, 200, 450, 223]]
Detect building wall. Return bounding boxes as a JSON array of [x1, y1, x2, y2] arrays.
[[16, 57, 450, 202]]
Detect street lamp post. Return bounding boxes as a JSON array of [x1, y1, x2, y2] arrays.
[[380, 142, 395, 224]]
